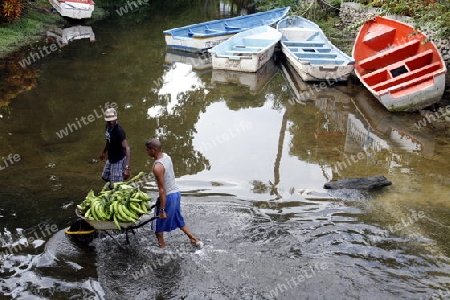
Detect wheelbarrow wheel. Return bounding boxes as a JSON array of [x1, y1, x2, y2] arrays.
[[72, 232, 95, 244], [66, 218, 96, 244]]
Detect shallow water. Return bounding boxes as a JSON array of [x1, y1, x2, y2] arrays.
[[1, 3, 450, 300]]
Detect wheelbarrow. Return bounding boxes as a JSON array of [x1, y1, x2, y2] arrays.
[[65, 204, 158, 245]]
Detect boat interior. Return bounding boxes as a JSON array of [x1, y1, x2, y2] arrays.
[[279, 28, 346, 65], [357, 21, 445, 94]]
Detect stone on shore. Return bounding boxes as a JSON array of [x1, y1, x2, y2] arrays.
[[324, 175, 392, 190]]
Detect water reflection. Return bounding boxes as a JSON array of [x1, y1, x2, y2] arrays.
[[148, 62, 205, 121], [211, 57, 279, 95], [164, 50, 212, 71], [46, 25, 96, 46], [280, 58, 438, 181], [1, 4, 450, 298]]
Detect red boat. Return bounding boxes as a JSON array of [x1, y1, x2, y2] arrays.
[[352, 16, 447, 112]]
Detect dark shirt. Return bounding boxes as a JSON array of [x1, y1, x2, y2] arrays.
[[105, 123, 126, 163]]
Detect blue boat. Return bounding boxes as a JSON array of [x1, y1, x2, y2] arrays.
[[163, 7, 290, 53], [277, 16, 354, 81]]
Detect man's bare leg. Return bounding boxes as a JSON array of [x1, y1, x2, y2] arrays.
[[156, 232, 165, 248], [180, 225, 200, 245]]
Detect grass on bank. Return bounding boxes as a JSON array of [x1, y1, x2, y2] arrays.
[[0, 0, 64, 58], [0, 0, 109, 58]]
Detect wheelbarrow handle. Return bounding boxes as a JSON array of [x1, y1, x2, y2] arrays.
[[128, 215, 158, 230]]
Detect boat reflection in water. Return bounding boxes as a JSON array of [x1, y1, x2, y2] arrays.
[[280, 58, 436, 179], [211, 58, 279, 95], [348, 87, 436, 159], [164, 50, 212, 72], [46, 25, 96, 46]]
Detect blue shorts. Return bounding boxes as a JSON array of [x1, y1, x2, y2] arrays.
[[102, 157, 126, 184], [152, 192, 185, 233]]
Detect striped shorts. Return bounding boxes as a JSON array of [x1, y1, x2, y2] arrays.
[[101, 157, 126, 184]]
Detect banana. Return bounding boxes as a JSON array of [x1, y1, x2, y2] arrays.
[[130, 202, 146, 215], [92, 201, 102, 220], [140, 201, 148, 213], [97, 202, 108, 220], [93, 201, 102, 220], [78, 174, 154, 224], [129, 197, 142, 203], [120, 203, 138, 222], [111, 201, 121, 221], [125, 204, 139, 220], [138, 191, 151, 201], [113, 213, 121, 230], [116, 203, 132, 222], [90, 202, 99, 220], [84, 208, 92, 219]]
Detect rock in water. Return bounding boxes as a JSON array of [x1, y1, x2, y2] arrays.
[[323, 175, 392, 190]]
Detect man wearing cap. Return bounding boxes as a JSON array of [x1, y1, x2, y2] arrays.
[[101, 108, 131, 188]]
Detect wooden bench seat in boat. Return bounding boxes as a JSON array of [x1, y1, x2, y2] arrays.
[[377, 71, 438, 97], [362, 24, 396, 51], [372, 62, 441, 92], [284, 41, 326, 48], [293, 56, 345, 65], [232, 45, 264, 49], [187, 26, 226, 37], [224, 22, 241, 30], [225, 50, 257, 55], [295, 52, 338, 59], [279, 28, 318, 41], [288, 47, 332, 53], [359, 39, 421, 70], [361, 49, 436, 87]]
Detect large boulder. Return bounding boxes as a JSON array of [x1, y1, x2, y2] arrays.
[[324, 175, 392, 190]]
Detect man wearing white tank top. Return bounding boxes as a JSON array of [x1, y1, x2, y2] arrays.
[[146, 138, 201, 248]]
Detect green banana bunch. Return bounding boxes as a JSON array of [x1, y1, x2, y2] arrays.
[[77, 172, 153, 229]]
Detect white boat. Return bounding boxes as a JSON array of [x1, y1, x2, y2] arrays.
[[49, 0, 95, 19], [163, 7, 290, 53], [277, 16, 355, 81], [208, 25, 282, 72], [211, 58, 278, 94]]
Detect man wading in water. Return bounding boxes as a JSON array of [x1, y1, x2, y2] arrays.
[[100, 108, 131, 188], [146, 138, 201, 248]]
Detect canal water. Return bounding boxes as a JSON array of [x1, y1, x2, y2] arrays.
[[1, 3, 450, 300]]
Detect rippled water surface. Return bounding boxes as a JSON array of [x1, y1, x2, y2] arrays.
[[1, 3, 450, 300]]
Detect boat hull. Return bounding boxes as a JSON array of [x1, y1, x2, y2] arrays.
[[211, 47, 276, 72], [164, 34, 234, 53], [49, 0, 94, 19], [277, 16, 355, 82], [163, 7, 290, 53], [352, 16, 447, 112], [209, 26, 281, 72], [366, 72, 446, 112], [281, 44, 354, 82]]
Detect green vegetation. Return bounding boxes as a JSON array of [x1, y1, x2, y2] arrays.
[[369, 0, 450, 38], [0, 0, 110, 58], [258, 0, 449, 40], [1, 0, 448, 59], [0, 0, 64, 57]]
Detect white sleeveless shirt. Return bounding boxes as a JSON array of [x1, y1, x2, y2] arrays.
[[153, 153, 179, 195]]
